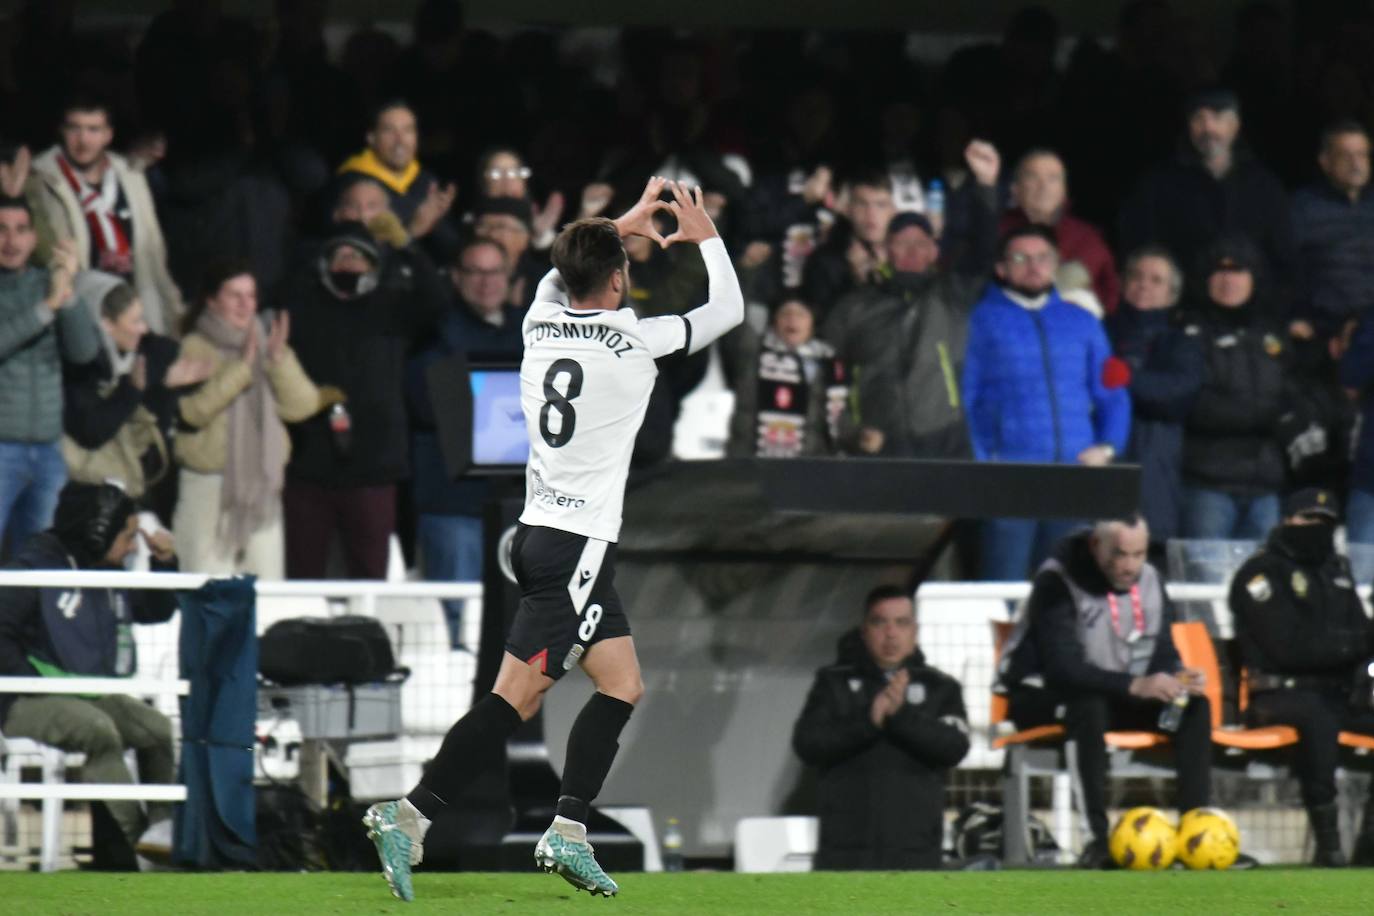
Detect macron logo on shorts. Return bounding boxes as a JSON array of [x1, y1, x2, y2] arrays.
[[567, 539, 608, 615]]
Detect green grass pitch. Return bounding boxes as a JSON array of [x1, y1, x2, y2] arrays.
[[3, 869, 1374, 915]]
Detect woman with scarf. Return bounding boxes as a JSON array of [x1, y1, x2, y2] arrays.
[[727, 297, 851, 457], [171, 261, 340, 578], [62, 273, 211, 515]]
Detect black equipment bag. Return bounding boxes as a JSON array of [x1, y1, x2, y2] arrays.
[[259, 615, 407, 686]]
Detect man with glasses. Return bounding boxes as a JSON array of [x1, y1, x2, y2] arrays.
[[961, 225, 1131, 580], [406, 237, 521, 647]]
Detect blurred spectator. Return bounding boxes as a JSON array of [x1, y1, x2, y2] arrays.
[[0, 207, 97, 556], [1001, 149, 1119, 312], [1118, 88, 1293, 314], [824, 141, 1002, 459], [800, 171, 895, 317], [1290, 120, 1374, 332], [337, 101, 456, 243], [1229, 489, 1374, 867], [962, 225, 1131, 580], [1278, 320, 1357, 496], [1341, 315, 1374, 544], [473, 196, 548, 308], [153, 128, 295, 310], [998, 516, 1211, 868], [726, 297, 850, 457], [473, 147, 565, 252], [1180, 237, 1289, 540], [282, 222, 443, 579], [623, 219, 707, 320], [407, 236, 522, 646], [62, 274, 211, 506], [30, 97, 186, 335], [332, 174, 393, 229], [1106, 247, 1204, 546], [792, 585, 969, 870], [173, 262, 330, 578], [0, 482, 179, 863]]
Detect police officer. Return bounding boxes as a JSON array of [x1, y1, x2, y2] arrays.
[[792, 585, 970, 870], [1230, 488, 1374, 866]]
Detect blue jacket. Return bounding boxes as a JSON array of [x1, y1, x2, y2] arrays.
[[1341, 315, 1374, 495], [1106, 305, 1205, 542], [406, 298, 525, 517], [1290, 182, 1374, 328], [962, 285, 1130, 463]]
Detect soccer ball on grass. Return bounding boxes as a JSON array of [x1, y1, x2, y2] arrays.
[[1175, 807, 1240, 870], [1108, 806, 1177, 870]]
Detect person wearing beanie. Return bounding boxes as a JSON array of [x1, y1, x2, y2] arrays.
[[472, 195, 549, 307], [1119, 87, 1294, 311], [1179, 235, 1290, 539], [280, 218, 445, 580], [822, 142, 1002, 462], [0, 481, 180, 862]]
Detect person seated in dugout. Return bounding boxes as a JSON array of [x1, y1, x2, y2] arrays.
[[996, 514, 1212, 868], [1229, 488, 1374, 867], [0, 482, 180, 862], [792, 585, 970, 870]]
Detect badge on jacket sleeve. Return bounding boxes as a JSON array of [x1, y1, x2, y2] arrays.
[[1291, 571, 1308, 598], [848, 678, 862, 693], [1246, 574, 1272, 602], [906, 682, 926, 706]]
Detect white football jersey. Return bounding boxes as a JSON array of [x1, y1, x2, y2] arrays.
[[517, 289, 689, 542]]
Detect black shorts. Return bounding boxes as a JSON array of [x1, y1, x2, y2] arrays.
[[505, 523, 631, 680]]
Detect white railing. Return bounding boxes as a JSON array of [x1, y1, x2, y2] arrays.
[[0, 571, 484, 871]]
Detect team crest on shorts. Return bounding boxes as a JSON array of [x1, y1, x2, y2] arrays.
[[1246, 574, 1272, 602]]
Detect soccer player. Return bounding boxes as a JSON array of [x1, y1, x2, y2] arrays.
[[364, 177, 742, 900]]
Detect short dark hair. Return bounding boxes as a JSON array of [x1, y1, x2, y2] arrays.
[[370, 99, 415, 132], [0, 195, 32, 219], [551, 218, 626, 301], [997, 224, 1059, 261], [60, 93, 112, 125], [864, 584, 911, 616], [845, 169, 892, 195], [100, 283, 138, 322], [1320, 118, 1370, 152]]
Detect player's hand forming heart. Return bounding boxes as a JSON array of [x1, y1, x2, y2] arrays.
[[661, 181, 718, 247], [613, 176, 672, 246]]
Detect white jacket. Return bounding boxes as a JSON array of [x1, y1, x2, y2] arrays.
[[30, 146, 185, 336]]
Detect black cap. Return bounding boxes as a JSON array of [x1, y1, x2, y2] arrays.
[[1200, 235, 1260, 276], [1186, 87, 1240, 118], [323, 221, 381, 264], [887, 211, 935, 240], [1282, 488, 1341, 521], [473, 195, 534, 232]]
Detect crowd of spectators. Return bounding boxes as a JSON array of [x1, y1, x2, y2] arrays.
[[4, 0, 1374, 613]]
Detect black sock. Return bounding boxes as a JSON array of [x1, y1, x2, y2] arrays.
[[407, 693, 521, 819], [556, 692, 635, 822]]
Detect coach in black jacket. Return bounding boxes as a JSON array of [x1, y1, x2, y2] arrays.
[[792, 585, 969, 870]]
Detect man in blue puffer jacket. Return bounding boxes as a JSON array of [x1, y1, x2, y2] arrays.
[[962, 225, 1131, 580]]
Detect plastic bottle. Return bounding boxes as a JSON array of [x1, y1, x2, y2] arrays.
[[329, 403, 352, 456], [925, 178, 946, 239], [662, 817, 684, 872], [1157, 693, 1189, 732]]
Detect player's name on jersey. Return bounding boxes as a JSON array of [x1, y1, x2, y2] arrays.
[[526, 318, 636, 358]]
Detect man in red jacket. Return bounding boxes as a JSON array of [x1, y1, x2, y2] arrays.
[[1001, 150, 1120, 313]]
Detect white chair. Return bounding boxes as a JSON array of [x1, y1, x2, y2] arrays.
[[734, 816, 818, 873]]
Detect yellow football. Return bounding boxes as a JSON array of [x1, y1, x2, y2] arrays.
[[1108, 806, 1178, 870]]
